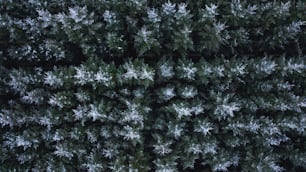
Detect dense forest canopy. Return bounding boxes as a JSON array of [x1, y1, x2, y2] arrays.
[[0, 0, 305, 171]]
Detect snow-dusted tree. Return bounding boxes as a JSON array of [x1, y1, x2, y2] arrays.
[[0, 0, 305, 171]]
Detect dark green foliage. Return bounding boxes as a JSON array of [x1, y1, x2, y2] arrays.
[[0, 0, 305, 171]]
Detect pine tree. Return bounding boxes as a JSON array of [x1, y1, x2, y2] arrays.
[[0, 0, 305, 171]]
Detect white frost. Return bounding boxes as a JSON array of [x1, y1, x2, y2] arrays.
[[153, 142, 172, 155], [122, 62, 138, 80], [160, 63, 174, 78], [122, 126, 140, 141], [181, 86, 197, 98], [69, 6, 87, 23], [160, 86, 175, 101], [54, 145, 73, 159], [122, 103, 143, 124], [95, 69, 112, 86], [88, 104, 104, 121], [205, 4, 218, 17], [214, 103, 240, 119], [194, 122, 213, 136], [147, 8, 161, 23], [162, 1, 176, 15], [44, 71, 63, 87], [139, 67, 154, 81], [172, 103, 193, 119]]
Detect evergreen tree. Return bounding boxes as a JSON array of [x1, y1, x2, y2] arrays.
[[0, 0, 305, 171]]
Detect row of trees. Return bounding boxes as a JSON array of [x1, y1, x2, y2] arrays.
[[0, 0, 305, 171]]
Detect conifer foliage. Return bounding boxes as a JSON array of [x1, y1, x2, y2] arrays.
[[0, 0, 306, 171]]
